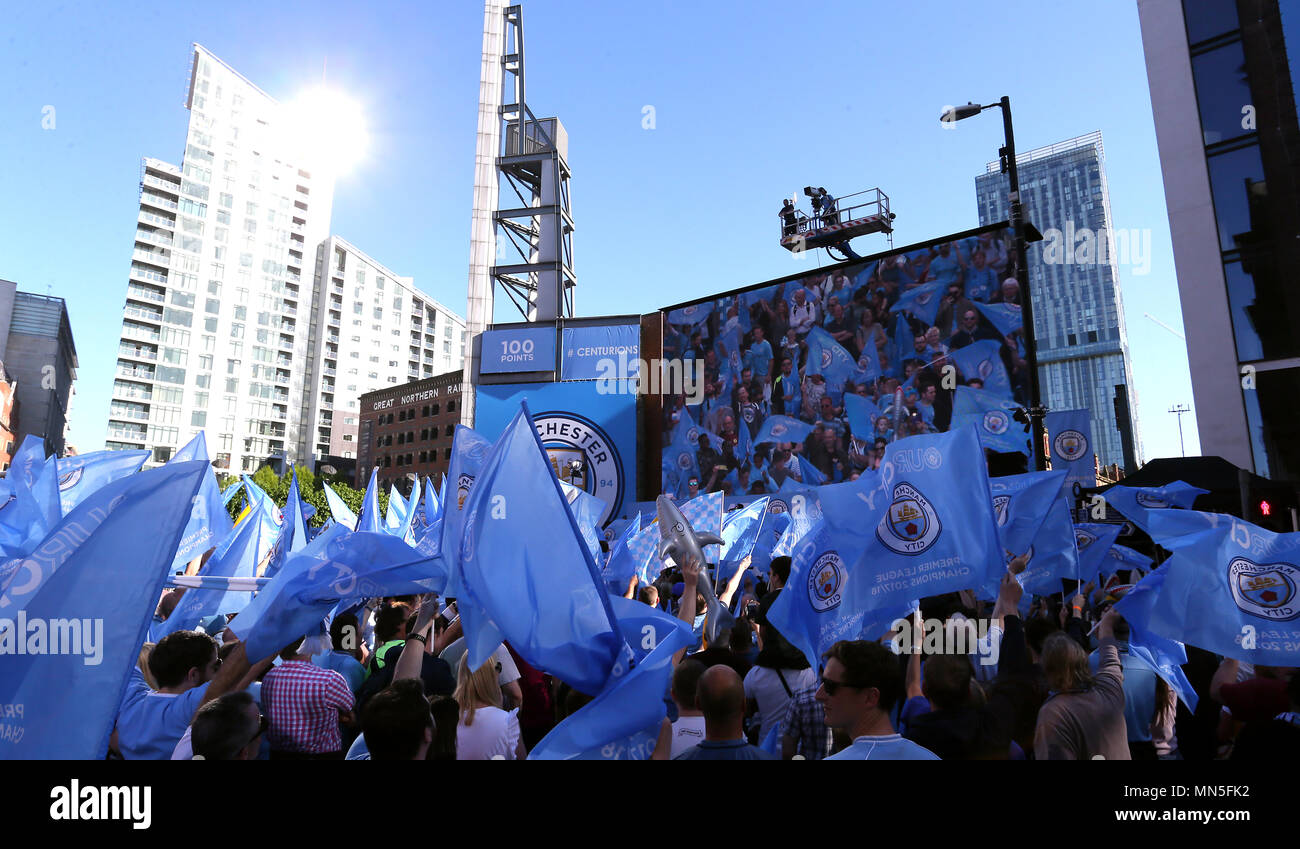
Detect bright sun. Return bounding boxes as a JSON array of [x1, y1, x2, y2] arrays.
[[280, 86, 369, 176]]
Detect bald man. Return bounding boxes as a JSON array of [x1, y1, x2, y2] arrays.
[[673, 665, 776, 760]]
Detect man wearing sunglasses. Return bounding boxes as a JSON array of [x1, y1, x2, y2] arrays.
[[818, 640, 939, 760], [190, 691, 267, 761]]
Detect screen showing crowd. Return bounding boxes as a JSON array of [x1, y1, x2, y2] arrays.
[[660, 225, 1032, 499]]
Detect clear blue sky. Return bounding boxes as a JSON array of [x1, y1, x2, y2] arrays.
[[0, 0, 1200, 461]]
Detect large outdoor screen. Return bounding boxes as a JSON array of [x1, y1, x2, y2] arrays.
[[657, 223, 1029, 499]]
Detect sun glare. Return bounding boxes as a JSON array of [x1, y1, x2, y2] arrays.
[[280, 86, 369, 176]]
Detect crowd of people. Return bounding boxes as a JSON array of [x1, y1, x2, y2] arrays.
[[109, 545, 1299, 761], [662, 231, 1032, 498]]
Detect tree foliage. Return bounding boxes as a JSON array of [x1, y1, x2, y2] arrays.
[[218, 465, 387, 527]]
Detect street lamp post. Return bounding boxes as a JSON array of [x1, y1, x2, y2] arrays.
[[942, 96, 1047, 471]]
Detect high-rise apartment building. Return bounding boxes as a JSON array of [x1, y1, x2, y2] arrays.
[[303, 236, 465, 467], [976, 131, 1142, 471], [1137, 0, 1299, 481], [1, 279, 78, 458], [108, 45, 464, 473]]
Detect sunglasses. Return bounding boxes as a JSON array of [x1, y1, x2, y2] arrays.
[[819, 676, 856, 696]]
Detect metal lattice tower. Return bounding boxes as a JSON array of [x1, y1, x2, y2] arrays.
[[463, 1, 575, 425]]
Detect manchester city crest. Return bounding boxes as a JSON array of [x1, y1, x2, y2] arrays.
[[1228, 558, 1300, 620], [1054, 429, 1088, 462], [770, 422, 788, 437], [978, 358, 994, 381], [1075, 529, 1096, 550], [983, 410, 1010, 435], [58, 466, 84, 491], [1135, 491, 1170, 508], [992, 494, 1010, 526], [877, 482, 942, 555], [807, 551, 846, 612], [820, 350, 833, 369], [457, 473, 474, 510]]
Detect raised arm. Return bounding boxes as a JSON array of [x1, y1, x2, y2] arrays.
[[718, 556, 752, 608], [394, 596, 440, 683]]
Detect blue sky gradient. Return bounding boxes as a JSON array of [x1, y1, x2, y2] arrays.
[[0, 0, 1200, 460]]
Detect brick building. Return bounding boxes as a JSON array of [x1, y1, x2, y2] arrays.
[[357, 370, 463, 492]]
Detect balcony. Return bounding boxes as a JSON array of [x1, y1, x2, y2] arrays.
[[408, 369, 420, 379], [136, 229, 174, 248], [107, 426, 148, 443], [118, 344, 158, 362], [282, 305, 297, 317], [140, 191, 179, 211], [274, 370, 290, 385], [123, 306, 163, 324], [272, 404, 288, 420], [112, 381, 152, 401], [142, 173, 181, 194], [272, 391, 290, 404], [323, 366, 336, 376], [278, 337, 294, 351], [116, 363, 155, 380], [131, 248, 169, 267], [126, 284, 165, 304], [109, 406, 149, 421], [327, 333, 339, 344], [129, 265, 168, 285], [138, 210, 175, 229], [120, 323, 160, 343], [276, 356, 293, 368]]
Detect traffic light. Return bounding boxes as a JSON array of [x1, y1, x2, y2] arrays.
[[1260, 500, 1272, 517]]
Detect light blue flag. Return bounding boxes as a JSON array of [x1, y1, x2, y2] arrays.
[[457, 403, 630, 694], [1102, 543, 1153, 578], [715, 325, 743, 394], [155, 499, 276, 639], [1113, 570, 1199, 710], [1073, 522, 1123, 585], [0, 440, 62, 558], [0, 461, 207, 759], [854, 337, 883, 387], [1125, 513, 1300, 664], [680, 491, 724, 563], [167, 435, 235, 573], [1046, 409, 1096, 489], [830, 426, 1004, 614], [989, 470, 1068, 560], [385, 484, 408, 532], [1102, 481, 1211, 541], [440, 424, 496, 599], [796, 456, 827, 486], [844, 393, 875, 441], [528, 609, 690, 760], [560, 480, 607, 564], [974, 301, 1023, 337], [771, 492, 820, 559], [732, 408, 754, 467], [391, 478, 420, 545], [231, 526, 445, 662], [677, 415, 723, 455], [602, 514, 643, 586], [283, 469, 311, 555], [754, 415, 814, 447], [951, 386, 1031, 456], [891, 313, 913, 376], [55, 449, 149, 516], [222, 480, 244, 507], [804, 326, 857, 401], [355, 468, 383, 533], [662, 419, 700, 499], [948, 339, 1012, 399], [625, 520, 665, 587], [411, 477, 442, 542], [765, 519, 915, 668], [890, 281, 946, 327], [666, 302, 711, 330], [1018, 496, 1081, 600], [718, 497, 770, 583], [239, 473, 275, 513], [322, 481, 358, 531]]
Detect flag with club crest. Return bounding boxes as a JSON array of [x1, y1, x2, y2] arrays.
[[1046, 409, 1096, 489], [948, 339, 1012, 399], [951, 386, 1030, 456], [1073, 522, 1124, 585], [753, 415, 814, 448], [890, 281, 946, 327], [974, 301, 1023, 337], [55, 449, 150, 517], [804, 326, 858, 402]]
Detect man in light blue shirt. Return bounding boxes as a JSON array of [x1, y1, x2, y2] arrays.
[[819, 640, 940, 760], [743, 326, 774, 379], [116, 631, 220, 759], [1088, 618, 1160, 758]]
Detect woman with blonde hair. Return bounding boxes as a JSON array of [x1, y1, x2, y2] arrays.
[[454, 653, 525, 760], [1033, 607, 1129, 760]]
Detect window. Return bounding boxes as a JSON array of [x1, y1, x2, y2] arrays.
[[191, 411, 207, 427], [231, 323, 244, 339], [444, 425, 454, 437], [446, 400, 456, 413]]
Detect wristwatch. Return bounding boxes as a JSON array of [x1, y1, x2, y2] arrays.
[[406, 633, 427, 644]]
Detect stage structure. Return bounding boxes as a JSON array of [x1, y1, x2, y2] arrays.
[[465, 0, 576, 428]]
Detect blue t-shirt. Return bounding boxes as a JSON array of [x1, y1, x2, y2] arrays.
[[673, 738, 777, 760], [1089, 645, 1159, 743], [744, 339, 774, 378], [828, 733, 940, 760], [314, 650, 367, 694], [116, 666, 210, 760], [965, 266, 998, 302]]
